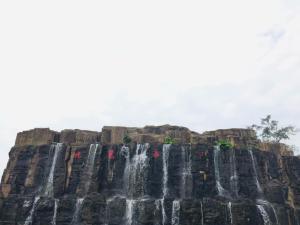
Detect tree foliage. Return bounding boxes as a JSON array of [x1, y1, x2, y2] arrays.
[[249, 115, 297, 143]]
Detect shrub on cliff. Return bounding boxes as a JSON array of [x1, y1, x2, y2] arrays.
[[164, 136, 175, 144], [249, 115, 297, 143], [216, 139, 234, 150]]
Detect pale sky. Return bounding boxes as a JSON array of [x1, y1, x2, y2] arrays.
[[0, 0, 300, 176]]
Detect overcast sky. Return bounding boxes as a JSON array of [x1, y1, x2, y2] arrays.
[[1, 0, 300, 176]]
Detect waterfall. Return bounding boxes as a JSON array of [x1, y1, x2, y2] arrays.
[[44, 143, 63, 197], [229, 149, 239, 198], [171, 200, 180, 225], [200, 201, 204, 225], [214, 146, 227, 197], [181, 146, 192, 199], [24, 196, 40, 225], [82, 144, 98, 195], [52, 199, 59, 225], [124, 144, 149, 197], [154, 200, 161, 225], [228, 202, 233, 224], [71, 198, 84, 225], [162, 144, 171, 225], [125, 199, 135, 225], [162, 144, 171, 198], [256, 199, 279, 225], [248, 149, 263, 194], [257, 204, 271, 225]]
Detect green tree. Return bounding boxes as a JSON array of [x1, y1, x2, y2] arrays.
[[249, 115, 297, 143]]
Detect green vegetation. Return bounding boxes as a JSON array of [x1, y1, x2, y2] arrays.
[[164, 136, 175, 144], [216, 139, 234, 150], [249, 115, 297, 143], [123, 135, 132, 144]]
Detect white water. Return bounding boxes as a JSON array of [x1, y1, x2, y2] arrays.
[[126, 199, 135, 225], [24, 196, 40, 225], [171, 200, 180, 225], [248, 149, 263, 194], [52, 199, 59, 225], [228, 202, 233, 224], [82, 144, 98, 195], [200, 201, 204, 225], [229, 149, 239, 198], [161, 144, 171, 225], [71, 198, 84, 224], [154, 200, 161, 225], [124, 144, 149, 197], [257, 199, 279, 225], [181, 146, 192, 199], [214, 146, 227, 197], [162, 144, 171, 198], [44, 143, 63, 197], [257, 204, 271, 225]]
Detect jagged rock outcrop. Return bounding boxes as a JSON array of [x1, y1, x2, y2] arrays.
[[0, 125, 299, 225]]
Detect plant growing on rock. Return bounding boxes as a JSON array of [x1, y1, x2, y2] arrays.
[[164, 136, 175, 144], [216, 139, 234, 150], [249, 115, 297, 143], [123, 135, 132, 144]]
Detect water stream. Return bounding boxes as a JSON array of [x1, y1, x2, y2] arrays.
[[82, 144, 98, 195], [257, 204, 271, 225], [162, 144, 171, 225], [24, 196, 40, 225], [44, 143, 63, 197], [171, 200, 180, 225], [71, 198, 84, 225], [52, 199, 59, 225], [214, 146, 227, 197], [181, 146, 192, 199], [248, 149, 263, 194]]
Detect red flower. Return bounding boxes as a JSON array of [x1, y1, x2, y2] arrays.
[[153, 149, 160, 159], [108, 149, 115, 160], [74, 151, 81, 159]]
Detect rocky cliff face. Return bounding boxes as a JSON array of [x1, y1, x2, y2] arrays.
[[0, 125, 299, 225]]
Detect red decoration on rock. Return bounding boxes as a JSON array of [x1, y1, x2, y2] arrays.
[[74, 151, 81, 159], [108, 149, 115, 160], [153, 149, 160, 159]]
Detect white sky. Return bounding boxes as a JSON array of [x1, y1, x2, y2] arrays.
[[1, 0, 300, 176]]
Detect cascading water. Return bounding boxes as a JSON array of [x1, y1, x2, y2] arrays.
[[125, 199, 135, 225], [214, 146, 227, 197], [44, 143, 63, 197], [124, 144, 149, 198], [24, 143, 63, 225], [248, 149, 263, 194], [257, 204, 271, 225], [229, 149, 238, 198], [24, 196, 40, 225], [162, 144, 171, 225], [82, 144, 98, 195], [228, 202, 233, 224], [154, 200, 161, 225], [71, 198, 84, 225], [171, 200, 180, 225], [181, 146, 192, 199], [52, 199, 59, 225], [200, 201, 204, 225], [256, 199, 279, 225]]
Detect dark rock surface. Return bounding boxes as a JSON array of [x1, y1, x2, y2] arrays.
[[0, 125, 299, 225]]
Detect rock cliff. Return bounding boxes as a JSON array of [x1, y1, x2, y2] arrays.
[[0, 125, 299, 225]]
